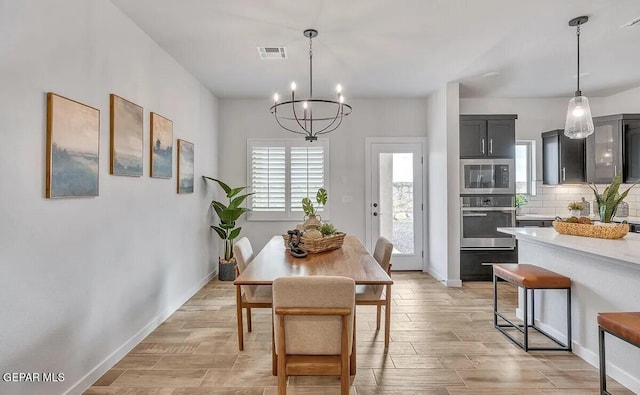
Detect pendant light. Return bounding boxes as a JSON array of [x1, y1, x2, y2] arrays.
[[564, 16, 594, 139], [270, 29, 352, 142]]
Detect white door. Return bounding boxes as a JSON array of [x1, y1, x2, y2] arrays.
[[366, 139, 425, 271]]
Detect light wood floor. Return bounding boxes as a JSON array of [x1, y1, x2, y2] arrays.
[[85, 272, 633, 394]]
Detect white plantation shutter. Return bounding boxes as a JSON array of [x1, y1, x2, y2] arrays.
[[251, 146, 286, 211], [290, 146, 325, 212], [247, 139, 329, 220]]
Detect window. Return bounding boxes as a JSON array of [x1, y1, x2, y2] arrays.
[[515, 140, 536, 195], [247, 139, 329, 220]]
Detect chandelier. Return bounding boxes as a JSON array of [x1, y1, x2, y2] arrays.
[[270, 29, 352, 142], [564, 16, 594, 139]]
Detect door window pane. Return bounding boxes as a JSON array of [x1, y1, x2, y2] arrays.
[[379, 153, 414, 254]]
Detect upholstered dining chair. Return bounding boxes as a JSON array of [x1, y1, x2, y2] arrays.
[[233, 237, 272, 351], [356, 236, 393, 346], [273, 276, 356, 395]]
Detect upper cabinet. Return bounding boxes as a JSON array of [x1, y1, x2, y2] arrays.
[[460, 115, 517, 158], [542, 129, 585, 185], [586, 114, 640, 184]]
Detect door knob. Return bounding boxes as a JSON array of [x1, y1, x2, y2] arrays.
[[373, 212, 378, 216], [373, 203, 378, 208]]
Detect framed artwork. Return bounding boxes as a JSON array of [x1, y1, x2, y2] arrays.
[[150, 112, 173, 178], [110, 94, 143, 176], [46, 92, 100, 198], [177, 139, 194, 194]]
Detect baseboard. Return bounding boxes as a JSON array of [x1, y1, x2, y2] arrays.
[[65, 269, 217, 395], [534, 320, 640, 394], [444, 279, 462, 287]]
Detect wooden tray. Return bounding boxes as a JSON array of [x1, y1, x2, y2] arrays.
[[552, 221, 629, 239], [282, 232, 346, 253]]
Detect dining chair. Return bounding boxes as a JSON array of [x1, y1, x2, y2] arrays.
[[233, 237, 272, 351], [273, 275, 356, 395], [356, 236, 393, 346]]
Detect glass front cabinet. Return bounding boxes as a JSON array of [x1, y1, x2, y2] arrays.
[[586, 114, 640, 184]]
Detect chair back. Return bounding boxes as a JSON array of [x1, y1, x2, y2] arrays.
[[273, 276, 355, 356], [371, 237, 393, 298], [233, 237, 256, 298]]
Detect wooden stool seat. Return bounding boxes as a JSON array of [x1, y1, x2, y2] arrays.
[[493, 264, 571, 289], [598, 312, 640, 394], [493, 263, 572, 352]]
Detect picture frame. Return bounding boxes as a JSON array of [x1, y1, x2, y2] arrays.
[[110, 94, 143, 176], [177, 139, 194, 194], [46, 92, 100, 198], [150, 112, 173, 179]]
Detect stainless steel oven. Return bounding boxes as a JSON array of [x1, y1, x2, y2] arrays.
[[460, 159, 515, 195], [460, 196, 516, 250]]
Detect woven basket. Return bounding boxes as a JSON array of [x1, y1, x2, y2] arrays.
[[282, 232, 346, 253], [552, 221, 629, 239]]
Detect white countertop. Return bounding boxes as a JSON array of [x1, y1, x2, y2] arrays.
[[516, 214, 640, 224], [497, 227, 640, 267]]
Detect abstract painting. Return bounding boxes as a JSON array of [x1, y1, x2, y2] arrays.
[[150, 112, 173, 178], [177, 139, 194, 194], [46, 92, 100, 198], [110, 94, 143, 176]]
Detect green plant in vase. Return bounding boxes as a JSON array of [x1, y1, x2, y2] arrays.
[[588, 173, 637, 223], [301, 188, 327, 239], [203, 177, 252, 279]]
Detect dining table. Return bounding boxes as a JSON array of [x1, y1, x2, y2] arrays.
[[233, 234, 394, 375]]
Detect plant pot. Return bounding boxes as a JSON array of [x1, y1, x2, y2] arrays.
[[218, 258, 236, 281]]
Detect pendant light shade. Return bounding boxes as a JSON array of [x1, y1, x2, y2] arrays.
[[564, 95, 594, 139], [564, 16, 594, 139]]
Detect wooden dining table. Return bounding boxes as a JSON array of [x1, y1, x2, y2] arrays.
[[234, 235, 394, 375]]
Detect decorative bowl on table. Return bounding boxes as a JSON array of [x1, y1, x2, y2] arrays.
[[283, 232, 346, 253]]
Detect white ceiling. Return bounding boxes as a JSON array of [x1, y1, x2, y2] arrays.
[[112, 0, 640, 99]]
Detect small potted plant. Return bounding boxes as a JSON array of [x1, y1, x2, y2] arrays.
[[588, 173, 637, 223], [515, 194, 528, 215], [567, 201, 584, 217], [301, 188, 327, 239], [203, 176, 252, 280]]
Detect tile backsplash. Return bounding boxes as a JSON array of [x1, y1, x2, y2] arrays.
[[519, 181, 640, 217]]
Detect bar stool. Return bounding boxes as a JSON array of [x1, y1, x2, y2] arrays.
[[598, 312, 640, 394], [493, 264, 572, 351]]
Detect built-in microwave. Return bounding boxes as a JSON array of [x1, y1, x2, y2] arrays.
[[460, 159, 515, 195]]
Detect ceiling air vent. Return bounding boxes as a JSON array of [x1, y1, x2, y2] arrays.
[[257, 46, 287, 60]]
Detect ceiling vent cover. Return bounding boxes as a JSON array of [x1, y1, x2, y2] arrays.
[[257, 46, 287, 60]]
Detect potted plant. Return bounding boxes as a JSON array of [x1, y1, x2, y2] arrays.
[[301, 188, 327, 239], [588, 173, 637, 223], [203, 176, 252, 280], [567, 201, 584, 217], [515, 194, 528, 215]]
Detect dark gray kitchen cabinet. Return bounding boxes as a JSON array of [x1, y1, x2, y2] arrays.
[[586, 114, 640, 183], [624, 121, 640, 183], [460, 115, 517, 158], [542, 129, 585, 185]]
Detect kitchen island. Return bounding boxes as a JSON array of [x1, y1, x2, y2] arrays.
[[497, 227, 640, 393]]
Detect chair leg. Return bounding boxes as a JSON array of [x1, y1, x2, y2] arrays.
[[235, 285, 244, 351], [376, 305, 381, 330], [384, 284, 391, 349], [247, 307, 252, 332], [277, 317, 287, 395]]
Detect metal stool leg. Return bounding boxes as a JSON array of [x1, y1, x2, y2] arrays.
[[567, 287, 572, 352], [493, 274, 498, 328], [599, 326, 608, 395], [523, 287, 529, 351]]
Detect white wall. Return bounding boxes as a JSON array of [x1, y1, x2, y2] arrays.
[[219, 99, 428, 252], [0, 1, 219, 394], [601, 85, 640, 114], [426, 88, 448, 281], [425, 83, 461, 286]]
